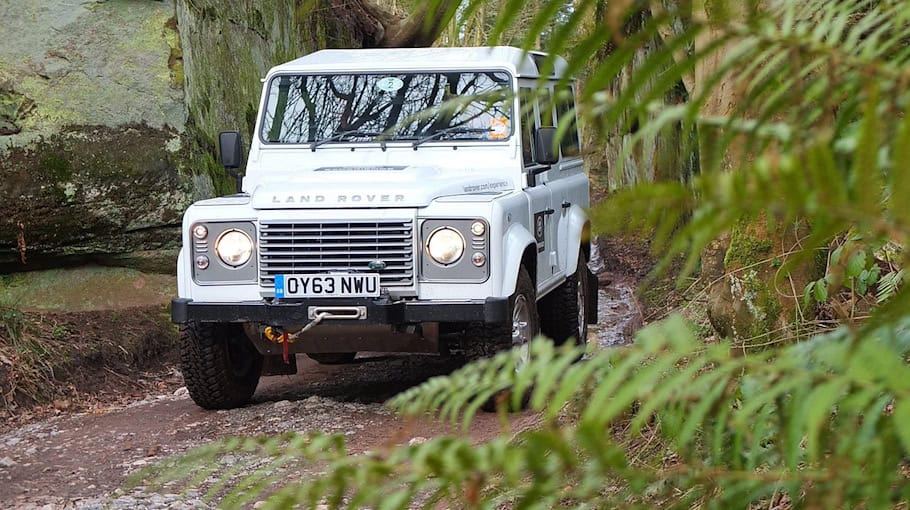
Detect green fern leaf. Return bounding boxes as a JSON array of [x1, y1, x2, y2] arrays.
[[804, 380, 849, 461]]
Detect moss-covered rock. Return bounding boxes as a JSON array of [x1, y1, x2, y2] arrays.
[[0, 0, 186, 147], [0, 1, 213, 273], [707, 219, 821, 343], [0, 125, 199, 272]]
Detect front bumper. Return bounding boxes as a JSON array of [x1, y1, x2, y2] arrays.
[[171, 297, 509, 325]]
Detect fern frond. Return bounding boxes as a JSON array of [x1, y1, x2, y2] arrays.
[[148, 316, 910, 508], [143, 1, 910, 508]]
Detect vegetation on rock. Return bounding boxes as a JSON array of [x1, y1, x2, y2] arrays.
[[0, 1, 193, 272]]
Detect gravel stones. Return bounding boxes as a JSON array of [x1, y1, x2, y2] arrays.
[[1, 353, 488, 508]]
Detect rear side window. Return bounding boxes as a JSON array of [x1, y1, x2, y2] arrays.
[[555, 85, 580, 158]]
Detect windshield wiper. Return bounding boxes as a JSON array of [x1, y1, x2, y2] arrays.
[[411, 127, 492, 150], [310, 130, 381, 151]]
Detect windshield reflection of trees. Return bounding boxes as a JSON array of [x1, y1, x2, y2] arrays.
[[262, 72, 512, 144]]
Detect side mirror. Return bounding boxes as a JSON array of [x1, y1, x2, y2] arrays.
[[534, 127, 559, 166], [219, 131, 244, 171]]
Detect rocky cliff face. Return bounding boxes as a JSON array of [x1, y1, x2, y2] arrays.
[[174, 0, 367, 145], [0, 0, 198, 273], [0, 0, 421, 274]]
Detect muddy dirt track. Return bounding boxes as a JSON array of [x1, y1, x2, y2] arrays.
[[2, 355, 543, 508], [0, 242, 645, 508]]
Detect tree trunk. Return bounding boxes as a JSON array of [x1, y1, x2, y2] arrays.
[[380, 0, 460, 48], [684, 1, 820, 342], [586, 4, 698, 190]]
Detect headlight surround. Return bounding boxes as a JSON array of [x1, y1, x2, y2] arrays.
[[426, 227, 465, 265], [214, 229, 254, 267]]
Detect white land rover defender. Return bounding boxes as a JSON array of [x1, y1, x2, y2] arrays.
[[171, 47, 597, 409]]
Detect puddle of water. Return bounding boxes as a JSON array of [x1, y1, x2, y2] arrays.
[[586, 241, 643, 349], [589, 286, 640, 348]]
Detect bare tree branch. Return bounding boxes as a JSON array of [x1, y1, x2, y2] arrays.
[[377, 0, 460, 47]]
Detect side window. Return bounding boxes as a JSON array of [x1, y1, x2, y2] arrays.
[[555, 85, 580, 158], [520, 86, 536, 166]]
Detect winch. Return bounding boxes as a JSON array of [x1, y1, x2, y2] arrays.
[[263, 312, 329, 363]]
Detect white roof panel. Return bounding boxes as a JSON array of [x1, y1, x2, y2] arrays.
[[270, 46, 569, 78]]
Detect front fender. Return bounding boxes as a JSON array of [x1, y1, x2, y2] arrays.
[[564, 205, 590, 275], [500, 223, 536, 297]]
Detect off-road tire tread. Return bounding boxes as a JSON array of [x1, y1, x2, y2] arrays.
[[179, 322, 262, 410], [463, 267, 538, 359], [540, 253, 589, 346]]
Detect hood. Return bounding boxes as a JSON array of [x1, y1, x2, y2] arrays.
[[249, 165, 514, 209]]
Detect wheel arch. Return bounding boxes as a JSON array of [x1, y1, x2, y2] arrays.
[[564, 205, 591, 275], [501, 223, 537, 297]]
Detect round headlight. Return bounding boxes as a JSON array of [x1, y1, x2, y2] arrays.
[[426, 227, 465, 265], [214, 229, 253, 267]]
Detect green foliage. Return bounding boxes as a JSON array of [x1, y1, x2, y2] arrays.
[[0, 306, 24, 342], [147, 320, 910, 508], [147, 0, 910, 507], [878, 268, 905, 304], [803, 237, 894, 311]]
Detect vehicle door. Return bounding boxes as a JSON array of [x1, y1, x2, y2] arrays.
[[548, 82, 585, 272], [519, 81, 559, 292]]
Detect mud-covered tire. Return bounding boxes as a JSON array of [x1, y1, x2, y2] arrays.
[[464, 266, 539, 359], [307, 352, 357, 365], [540, 252, 591, 347], [179, 322, 263, 410]]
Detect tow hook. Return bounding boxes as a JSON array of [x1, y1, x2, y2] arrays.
[[263, 312, 328, 364]]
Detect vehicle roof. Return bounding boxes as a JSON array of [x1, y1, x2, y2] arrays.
[[269, 46, 570, 79]]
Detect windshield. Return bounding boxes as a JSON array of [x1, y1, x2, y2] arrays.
[[260, 71, 513, 145]]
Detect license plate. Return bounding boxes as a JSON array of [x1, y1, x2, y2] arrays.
[[274, 274, 380, 298]]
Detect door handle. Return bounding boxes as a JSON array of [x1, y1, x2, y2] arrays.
[[543, 208, 555, 215], [561, 200, 571, 209]]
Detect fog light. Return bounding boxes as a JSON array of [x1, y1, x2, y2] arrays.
[[192, 224, 208, 240], [470, 221, 486, 236], [471, 252, 486, 267], [195, 255, 210, 270]]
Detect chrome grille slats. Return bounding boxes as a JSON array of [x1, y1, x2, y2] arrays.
[[258, 220, 415, 288]]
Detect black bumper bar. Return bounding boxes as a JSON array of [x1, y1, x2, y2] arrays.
[[171, 297, 509, 325]]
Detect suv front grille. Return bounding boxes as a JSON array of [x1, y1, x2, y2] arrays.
[[258, 220, 415, 289]]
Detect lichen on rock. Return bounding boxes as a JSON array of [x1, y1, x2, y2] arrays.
[[0, 125, 200, 272], [707, 218, 820, 343], [0, 0, 186, 146], [0, 1, 209, 273]]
